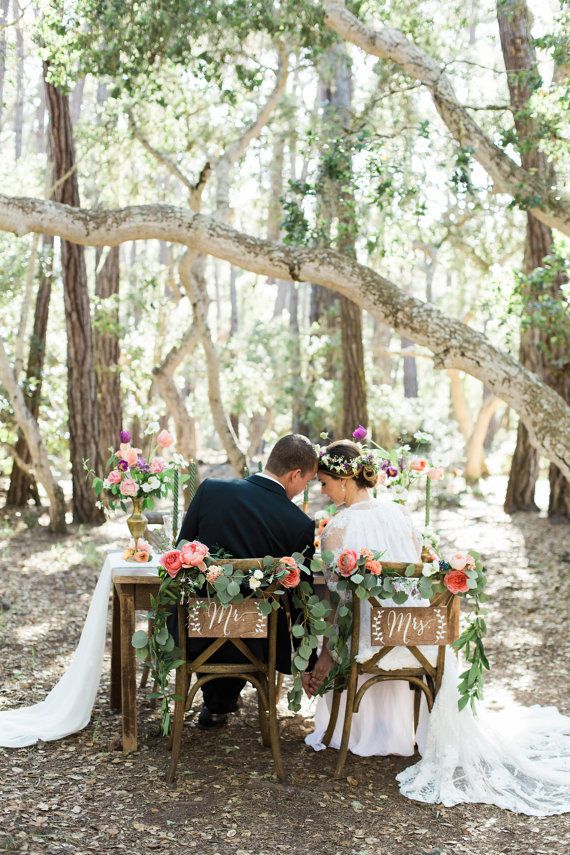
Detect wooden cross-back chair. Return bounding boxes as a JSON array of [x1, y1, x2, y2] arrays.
[[167, 559, 284, 783], [322, 561, 460, 778]]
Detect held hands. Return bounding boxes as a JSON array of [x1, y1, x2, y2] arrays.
[[303, 648, 334, 699]]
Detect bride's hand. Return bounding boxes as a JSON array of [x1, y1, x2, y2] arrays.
[[301, 672, 314, 698], [309, 648, 334, 692]]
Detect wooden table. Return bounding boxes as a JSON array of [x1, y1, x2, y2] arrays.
[[111, 574, 160, 753]]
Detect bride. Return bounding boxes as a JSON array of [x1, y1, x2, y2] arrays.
[[305, 440, 570, 817]]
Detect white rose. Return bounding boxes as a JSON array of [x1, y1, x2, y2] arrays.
[[141, 482, 154, 493], [252, 568, 264, 580], [422, 560, 440, 577], [147, 476, 161, 490], [249, 578, 261, 591]]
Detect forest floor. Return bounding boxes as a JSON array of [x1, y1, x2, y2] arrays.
[[0, 476, 569, 855]]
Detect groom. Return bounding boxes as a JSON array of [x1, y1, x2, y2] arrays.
[[174, 433, 318, 728]]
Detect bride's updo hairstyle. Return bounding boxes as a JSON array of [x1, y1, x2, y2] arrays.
[[318, 440, 379, 489]]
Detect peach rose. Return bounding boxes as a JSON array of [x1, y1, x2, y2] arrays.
[[107, 469, 123, 485], [162, 550, 183, 578], [180, 540, 209, 568], [444, 570, 469, 594], [206, 566, 223, 584], [449, 551, 470, 571], [156, 429, 174, 448], [134, 550, 150, 563], [410, 457, 428, 472], [338, 549, 359, 577], [427, 467, 444, 481], [122, 547, 135, 560], [125, 447, 140, 467], [360, 548, 374, 560], [365, 559, 383, 576], [119, 478, 138, 497], [150, 457, 165, 474], [279, 558, 301, 588]]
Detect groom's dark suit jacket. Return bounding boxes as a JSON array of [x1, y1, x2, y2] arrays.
[[176, 474, 315, 674]]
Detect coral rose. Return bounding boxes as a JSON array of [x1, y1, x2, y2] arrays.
[[365, 559, 382, 575], [449, 551, 469, 571], [338, 549, 359, 577], [360, 548, 374, 560], [279, 558, 301, 589], [444, 570, 469, 594], [150, 457, 165, 473], [180, 540, 209, 568], [427, 467, 444, 481], [410, 457, 428, 472], [134, 550, 150, 563], [119, 478, 138, 497], [206, 566, 223, 584], [157, 429, 174, 448], [107, 469, 123, 485], [162, 550, 183, 578]]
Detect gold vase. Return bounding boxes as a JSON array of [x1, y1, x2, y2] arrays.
[[127, 497, 148, 543]]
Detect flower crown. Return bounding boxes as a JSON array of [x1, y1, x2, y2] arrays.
[[318, 447, 380, 480]]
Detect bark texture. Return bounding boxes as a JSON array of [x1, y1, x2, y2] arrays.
[[44, 65, 103, 524], [6, 236, 53, 507], [94, 246, 121, 467], [0, 195, 569, 479]]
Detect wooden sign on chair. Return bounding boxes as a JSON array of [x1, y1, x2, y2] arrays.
[[187, 598, 268, 638], [370, 603, 458, 647]]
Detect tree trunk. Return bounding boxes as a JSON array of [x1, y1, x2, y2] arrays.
[[498, 1, 569, 516], [0, 336, 66, 532], [0, 0, 9, 133], [448, 369, 473, 441], [320, 42, 368, 436], [13, 0, 24, 160], [94, 246, 121, 466], [44, 64, 103, 524], [401, 335, 418, 398], [6, 236, 54, 507], [371, 318, 392, 386], [464, 396, 501, 482]]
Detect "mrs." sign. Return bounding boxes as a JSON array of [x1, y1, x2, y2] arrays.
[[187, 599, 268, 638], [370, 605, 451, 646]]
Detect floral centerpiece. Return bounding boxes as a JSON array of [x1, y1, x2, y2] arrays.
[[85, 424, 189, 552], [132, 540, 332, 734], [313, 542, 489, 713]]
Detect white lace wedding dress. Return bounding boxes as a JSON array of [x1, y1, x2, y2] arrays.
[[305, 497, 570, 816]]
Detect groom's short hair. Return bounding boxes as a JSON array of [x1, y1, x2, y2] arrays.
[[266, 434, 317, 475]]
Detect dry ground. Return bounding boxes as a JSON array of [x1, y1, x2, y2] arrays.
[[0, 480, 569, 855]]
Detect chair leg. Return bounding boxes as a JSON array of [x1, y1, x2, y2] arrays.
[[323, 689, 341, 746], [334, 667, 358, 779], [140, 619, 155, 688], [267, 664, 285, 781], [275, 672, 284, 703], [413, 686, 421, 736], [166, 667, 188, 781], [257, 680, 271, 748]]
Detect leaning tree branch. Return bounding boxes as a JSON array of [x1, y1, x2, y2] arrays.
[[323, 0, 570, 237], [0, 193, 568, 478]]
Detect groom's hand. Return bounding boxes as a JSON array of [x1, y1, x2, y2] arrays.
[[301, 672, 314, 698]]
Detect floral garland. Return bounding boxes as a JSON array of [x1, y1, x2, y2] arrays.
[[132, 541, 332, 734], [312, 544, 489, 712]]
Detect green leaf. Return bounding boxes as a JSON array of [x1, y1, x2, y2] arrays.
[[132, 629, 149, 649], [351, 573, 364, 584], [355, 586, 367, 599], [405, 564, 416, 577], [338, 605, 350, 618], [135, 646, 149, 661], [156, 627, 169, 645], [392, 591, 408, 605], [257, 600, 272, 616], [293, 654, 309, 671], [458, 694, 470, 711], [291, 624, 305, 638], [227, 580, 241, 597]]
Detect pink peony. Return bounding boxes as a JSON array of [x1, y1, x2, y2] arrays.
[[444, 570, 469, 595], [107, 469, 123, 485], [156, 429, 174, 448], [180, 540, 209, 568], [427, 467, 444, 481], [338, 549, 359, 577], [150, 457, 165, 474], [449, 551, 470, 571], [162, 550, 183, 578], [119, 478, 138, 497], [206, 566, 223, 584]]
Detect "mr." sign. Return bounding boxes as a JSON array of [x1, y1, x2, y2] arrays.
[[187, 599, 268, 638]]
